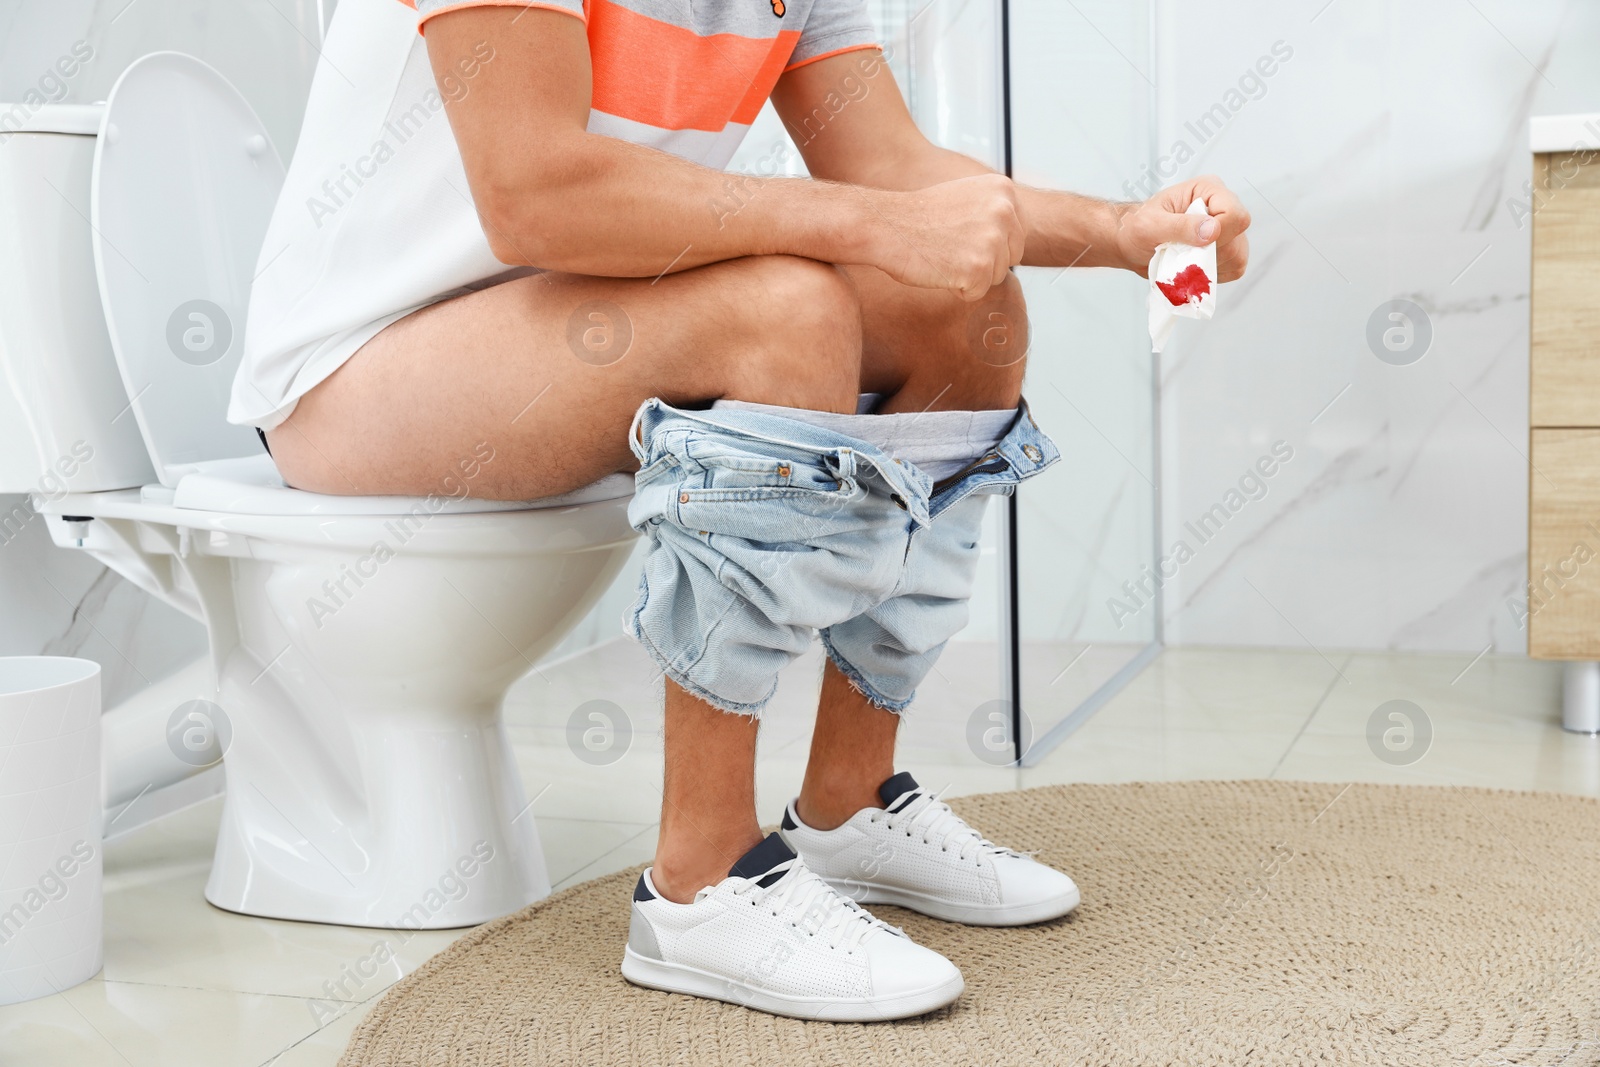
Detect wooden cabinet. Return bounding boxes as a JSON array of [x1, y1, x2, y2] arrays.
[[1529, 431, 1600, 657], [1529, 150, 1600, 659]]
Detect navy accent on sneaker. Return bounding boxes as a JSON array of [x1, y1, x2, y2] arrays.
[[728, 832, 797, 885], [633, 873, 655, 902], [781, 807, 799, 831], [879, 771, 921, 811]]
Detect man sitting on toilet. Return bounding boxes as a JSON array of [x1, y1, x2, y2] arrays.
[[232, 0, 1250, 1021]]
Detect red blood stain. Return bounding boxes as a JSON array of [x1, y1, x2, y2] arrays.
[[1156, 263, 1211, 307]]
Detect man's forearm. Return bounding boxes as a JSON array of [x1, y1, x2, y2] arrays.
[[1013, 188, 1131, 270], [841, 142, 1133, 272], [475, 132, 882, 276], [477, 130, 1026, 300]]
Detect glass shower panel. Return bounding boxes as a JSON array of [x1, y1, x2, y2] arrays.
[[874, 0, 1006, 171], [1009, 0, 1160, 762]]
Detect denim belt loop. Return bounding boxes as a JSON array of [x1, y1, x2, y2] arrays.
[[628, 398, 662, 467]]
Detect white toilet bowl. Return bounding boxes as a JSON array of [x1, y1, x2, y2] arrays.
[[36, 462, 634, 926], [0, 56, 637, 927]]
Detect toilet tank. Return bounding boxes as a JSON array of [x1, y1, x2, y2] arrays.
[[0, 104, 158, 494]]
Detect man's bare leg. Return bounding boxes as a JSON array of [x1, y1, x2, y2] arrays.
[[794, 661, 901, 829], [266, 255, 863, 499], [648, 683, 764, 902]]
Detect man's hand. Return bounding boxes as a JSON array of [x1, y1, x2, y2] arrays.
[[864, 175, 1028, 302], [1113, 176, 1251, 281]]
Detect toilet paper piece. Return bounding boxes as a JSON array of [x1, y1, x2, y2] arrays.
[[1147, 198, 1218, 353]]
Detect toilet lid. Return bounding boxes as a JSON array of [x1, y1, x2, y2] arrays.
[[91, 52, 284, 488]]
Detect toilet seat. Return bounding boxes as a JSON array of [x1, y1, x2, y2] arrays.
[[162, 454, 634, 516], [44, 468, 636, 556]]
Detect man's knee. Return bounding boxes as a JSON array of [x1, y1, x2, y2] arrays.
[[964, 272, 1029, 376], [923, 271, 1028, 409], [727, 256, 862, 412]]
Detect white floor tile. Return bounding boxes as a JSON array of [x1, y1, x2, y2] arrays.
[[0, 978, 324, 1067]]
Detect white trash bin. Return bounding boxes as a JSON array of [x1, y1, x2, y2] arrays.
[[0, 657, 103, 1005]]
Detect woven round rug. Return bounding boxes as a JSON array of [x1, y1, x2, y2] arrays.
[[339, 781, 1600, 1066]]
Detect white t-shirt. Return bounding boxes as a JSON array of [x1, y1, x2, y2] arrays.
[[228, 0, 879, 429]]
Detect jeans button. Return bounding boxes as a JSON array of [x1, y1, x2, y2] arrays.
[[679, 493, 690, 504], [1022, 444, 1042, 463]]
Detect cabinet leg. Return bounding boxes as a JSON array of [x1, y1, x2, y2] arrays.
[[1563, 662, 1600, 734]]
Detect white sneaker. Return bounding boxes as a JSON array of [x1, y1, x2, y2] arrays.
[[622, 832, 964, 1021], [782, 772, 1081, 927]]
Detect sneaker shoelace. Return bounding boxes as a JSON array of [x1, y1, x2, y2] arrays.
[[716, 859, 901, 954], [873, 787, 1024, 864]]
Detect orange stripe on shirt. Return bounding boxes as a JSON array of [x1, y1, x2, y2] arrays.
[[587, 0, 799, 133]]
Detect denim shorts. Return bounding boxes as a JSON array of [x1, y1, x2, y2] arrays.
[[625, 398, 1060, 715]]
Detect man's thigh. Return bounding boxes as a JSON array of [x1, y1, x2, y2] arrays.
[[267, 256, 859, 500]]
